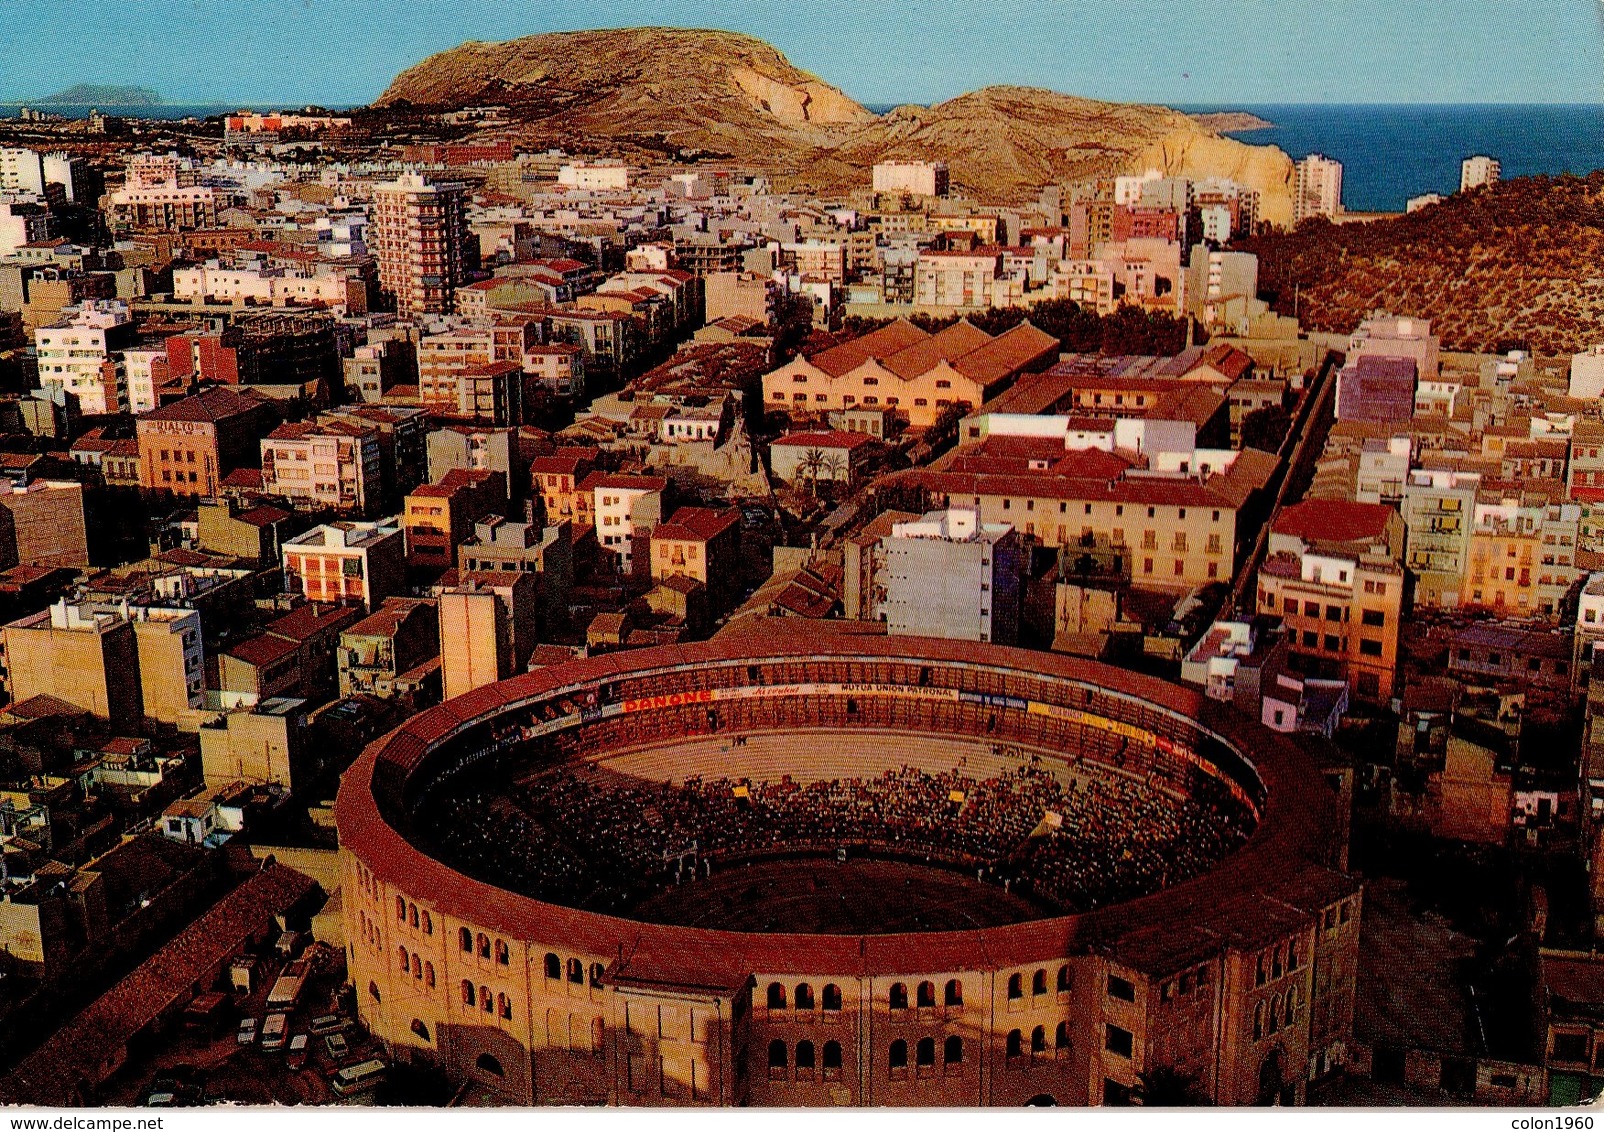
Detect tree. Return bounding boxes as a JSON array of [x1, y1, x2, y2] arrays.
[[1240, 404, 1294, 454], [1135, 1067, 1212, 1107], [798, 447, 827, 496], [820, 452, 848, 488]]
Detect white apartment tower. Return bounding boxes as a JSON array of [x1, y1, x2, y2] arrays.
[[1461, 155, 1502, 192], [369, 173, 471, 317], [1293, 154, 1344, 224]]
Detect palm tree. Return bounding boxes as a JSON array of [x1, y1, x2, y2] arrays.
[[820, 452, 848, 489], [1135, 1066, 1212, 1107], [798, 447, 826, 496]]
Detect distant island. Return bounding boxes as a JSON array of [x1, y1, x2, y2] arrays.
[[34, 84, 162, 106], [1190, 111, 1275, 132]]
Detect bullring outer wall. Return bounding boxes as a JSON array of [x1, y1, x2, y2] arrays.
[[336, 635, 1362, 1106]]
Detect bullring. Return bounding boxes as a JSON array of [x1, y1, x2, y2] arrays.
[[337, 630, 1361, 1106]]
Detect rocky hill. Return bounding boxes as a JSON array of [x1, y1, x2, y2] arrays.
[[1238, 173, 1604, 356], [374, 27, 1296, 221]]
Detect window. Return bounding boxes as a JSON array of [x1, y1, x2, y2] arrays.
[[544, 952, 561, 979], [411, 1018, 431, 1042], [823, 983, 843, 1011], [796, 1040, 816, 1072], [567, 958, 583, 984], [477, 933, 491, 959], [461, 979, 475, 1007], [795, 983, 815, 1011], [1107, 975, 1135, 1002], [823, 1041, 843, 1077], [889, 1039, 908, 1074], [917, 1036, 936, 1070], [1031, 1026, 1047, 1056], [916, 981, 936, 1008], [768, 1039, 788, 1073], [1007, 973, 1024, 1000], [1057, 965, 1071, 993], [498, 992, 512, 1020], [396, 896, 406, 921], [1360, 639, 1384, 657], [1006, 1030, 1023, 1060], [889, 982, 909, 1010], [1105, 1024, 1134, 1058], [397, 945, 409, 971], [590, 962, 604, 987], [945, 1035, 964, 1066], [1032, 969, 1048, 995], [495, 940, 510, 965], [425, 962, 435, 988], [480, 986, 493, 1013], [944, 979, 963, 1007], [767, 982, 787, 1010], [1055, 1022, 1071, 1054], [1362, 609, 1386, 626]]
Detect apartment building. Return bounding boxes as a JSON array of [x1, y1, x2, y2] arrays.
[[33, 300, 135, 415], [0, 600, 143, 729], [1461, 156, 1502, 192], [1403, 469, 1482, 609], [402, 469, 508, 571], [530, 449, 598, 524], [259, 418, 382, 516], [873, 161, 949, 198], [1292, 155, 1343, 224], [368, 173, 472, 317], [437, 571, 538, 701], [416, 323, 537, 413], [136, 387, 279, 498], [914, 249, 1003, 309], [582, 473, 667, 576], [426, 425, 523, 504], [649, 507, 740, 606], [1255, 501, 1405, 704], [1467, 492, 1581, 619], [281, 520, 405, 609], [878, 508, 1024, 645], [0, 480, 90, 569], [338, 596, 440, 699]]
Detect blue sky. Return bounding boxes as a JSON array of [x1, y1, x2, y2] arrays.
[[4, 0, 1602, 107]]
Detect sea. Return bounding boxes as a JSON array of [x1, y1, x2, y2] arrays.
[[8, 101, 1603, 215], [1180, 103, 1604, 214]]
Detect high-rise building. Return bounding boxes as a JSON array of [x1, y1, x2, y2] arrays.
[[33, 299, 135, 414], [1, 599, 144, 729], [437, 571, 537, 701], [1292, 154, 1344, 224], [369, 173, 472, 317], [872, 161, 949, 198], [878, 508, 1025, 645], [1461, 155, 1502, 192], [0, 147, 45, 195]]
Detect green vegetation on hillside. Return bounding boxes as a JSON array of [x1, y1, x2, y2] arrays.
[[1238, 172, 1604, 355]]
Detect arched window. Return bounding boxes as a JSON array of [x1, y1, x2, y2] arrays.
[[591, 1016, 605, 1053], [1287, 984, 1302, 1022], [460, 928, 473, 953], [1007, 973, 1024, 1000], [1056, 1022, 1070, 1050], [822, 983, 842, 1011], [478, 933, 492, 960], [462, 979, 475, 1007], [796, 1040, 816, 1071], [1032, 969, 1048, 996], [1272, 948, 1283, 980], [421, 911, 432, 935], [590, 962, 605, 987], [567, 958, 584, 984], [795, 983, 815, 1010], [1057, 965, 1071, 993], [944, 979, 963, 1007], [397, 945, 409, 971], [498, 992, 512, 1020], [944, 1035, 964, 1065], [889, 982, 908, 1010], [544, 953, 561, 980], [368, 981, 381, 1003], [823, 1041, 843, 1072], [476, 1053, 504, 1078], [411, 1018, 430, 1042], [1031, 1025, 1047, 1055], [1255, 955, 1266, 987], [766, 982, 787, 1010], [1268, 994, 1281, 1034], [396, 895, 406, 921], [768, 1039, 788, 1069], [916, 981, 936, 1008], [916, 1037, 936, 1067], [1288, 940, 1299, 970], [425, 961, 435, 988], [1253, 1000, 1266, 1040], [495, 940, 510, 966], [889, 1039, 908, 1071], [409, 904, 419, 928], [1006, 1029, 1023, 1058], [480, 985, 493, 1013], [411, 955, 422, 979]]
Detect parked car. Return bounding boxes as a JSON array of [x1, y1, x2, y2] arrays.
[[324, 1033, 350, 1061], [286, 1034, 310, 1070], [236, 1017, 259, 1046], [261, 1012, 289, 1051]]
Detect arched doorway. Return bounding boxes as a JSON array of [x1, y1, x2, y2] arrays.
[[1257, 1049, 1293, 1106], [1025, 1094, 1058, 1107]]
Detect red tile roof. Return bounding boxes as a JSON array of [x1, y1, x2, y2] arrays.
[[653, 506, 739, 543], [1271, 500, 1397, 546]]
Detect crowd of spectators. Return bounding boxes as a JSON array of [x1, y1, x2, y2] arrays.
[[425, 754, 1253, 916]]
